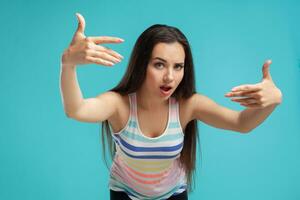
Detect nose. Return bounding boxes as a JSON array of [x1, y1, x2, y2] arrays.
[[163, 68, 174, 83]]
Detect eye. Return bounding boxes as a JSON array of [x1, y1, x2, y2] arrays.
[[154, 62, 164, 69], [174, 64, 184, 70]]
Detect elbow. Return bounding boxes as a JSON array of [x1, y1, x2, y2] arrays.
[[63, 107, 78, 119], [65, 112, 73, 118], [239, 127, 252, 134], [236, 123, 252, 133], [237, 114, 252, 134], [64, 110, 76, 119]]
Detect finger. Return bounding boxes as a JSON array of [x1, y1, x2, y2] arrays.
[[231, 97, 258, 104], [86, 56, 115, 66], [93, 45, 123, 60], [103, 46, 124, 59], [75, 13, 86, 35], [262, 59, 272, 80], [88, 50, 121, 64], [225, 91, 246, 97], [89, 36, 124, 44], [231, 84, 261, 92], [264, 59, 272, 66], [240, 102, 261, 109], [225, 90, 258, 98]]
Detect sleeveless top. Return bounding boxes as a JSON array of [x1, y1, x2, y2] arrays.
[[108, 92, 187, 200]]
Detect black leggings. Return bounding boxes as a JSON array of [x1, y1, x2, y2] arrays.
[[110, 189, 188, 200]]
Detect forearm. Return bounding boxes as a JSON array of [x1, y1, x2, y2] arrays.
[[59, 62, 84, 116], [238, 104, 279, 133]]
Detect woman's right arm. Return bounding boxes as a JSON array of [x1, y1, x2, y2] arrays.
[[59, 13, 124, 122], [60, 63, 83, 117]]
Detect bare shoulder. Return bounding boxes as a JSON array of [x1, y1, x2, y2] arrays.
[[96, 90, 124, 103], [99, 90, 129, 123], [96, 90, 128, 115], [178, 93, 217, 122], [177, 94, 199, 130]]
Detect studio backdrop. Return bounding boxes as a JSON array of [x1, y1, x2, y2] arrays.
[[0, 0, 299, 200]]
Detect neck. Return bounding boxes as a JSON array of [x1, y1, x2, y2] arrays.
[[136, 88, 168, 110]]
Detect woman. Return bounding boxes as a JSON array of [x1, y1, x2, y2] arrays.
[[60, 13, 282, 200]]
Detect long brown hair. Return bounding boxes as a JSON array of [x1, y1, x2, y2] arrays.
[[100, 24, 201, 193]]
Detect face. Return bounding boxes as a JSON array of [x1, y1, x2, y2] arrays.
[[142, 42, 185, 99]]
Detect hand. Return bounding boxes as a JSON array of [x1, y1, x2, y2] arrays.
[[224, 60, 283, 109], [61, 13, 124, 67]]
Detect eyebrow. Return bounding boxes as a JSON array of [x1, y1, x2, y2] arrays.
[[152, 57, 184, 65]]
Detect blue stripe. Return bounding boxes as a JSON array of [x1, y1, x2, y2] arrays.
[[115, 140, 180, 159], [109, 94, 187, 199], [115, 135, 183, 152], [119, 129, 183, 143]]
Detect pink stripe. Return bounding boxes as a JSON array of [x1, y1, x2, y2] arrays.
[[117, 156, 163, 185], [112, 156, 184, 195], [111, 161, 154, 195], [109, 93, 186, 197]]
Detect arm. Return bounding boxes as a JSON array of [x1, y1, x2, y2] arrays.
[[59, 63, 120, 122], [191, 93, 246, 133], [59, 13, 124, 122], [224, 60, 283, 132], [191, 92, 281, 134], [192, 60, 282, 134], [238, 103, 279, 133], [59, 64, 84, 116]]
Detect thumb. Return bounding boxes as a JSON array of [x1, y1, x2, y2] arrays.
[[75, 13, 86, 36], [262, 59, 273, 81]]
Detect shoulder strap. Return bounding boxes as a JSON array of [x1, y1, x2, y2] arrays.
[[129, 92, 137, 121], [169, 97, 177, 123]]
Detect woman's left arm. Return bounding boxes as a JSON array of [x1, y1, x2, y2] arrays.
[[225, 60, 283, 132]]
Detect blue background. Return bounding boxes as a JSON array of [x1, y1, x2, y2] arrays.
[[1, 0, 299, 199]]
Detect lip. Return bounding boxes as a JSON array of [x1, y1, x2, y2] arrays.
[[160, 85, 173, 89], [160, 85, 173, 96]]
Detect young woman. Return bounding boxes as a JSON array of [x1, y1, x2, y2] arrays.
[[60, 13, 282, 200]]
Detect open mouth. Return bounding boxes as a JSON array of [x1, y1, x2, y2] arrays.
[[160, 86, 172, 92]]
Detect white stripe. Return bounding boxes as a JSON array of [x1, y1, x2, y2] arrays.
[[119, 133, 183, 147], [125, 126, 182, 135]]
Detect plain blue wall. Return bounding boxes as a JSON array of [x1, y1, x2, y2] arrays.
[[1, 0, 299, 199]]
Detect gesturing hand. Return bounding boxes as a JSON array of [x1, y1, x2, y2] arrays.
[[61, 13, 124, 67], [225, 60, 283, 109]]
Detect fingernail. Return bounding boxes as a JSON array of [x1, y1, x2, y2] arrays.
[[119, 38, 124, 42]]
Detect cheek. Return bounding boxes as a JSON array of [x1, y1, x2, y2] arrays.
[[146, 69, 160, 84], [176, 72, 184, 84]]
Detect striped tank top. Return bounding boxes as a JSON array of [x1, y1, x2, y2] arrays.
[[108, 92, 187, 200]]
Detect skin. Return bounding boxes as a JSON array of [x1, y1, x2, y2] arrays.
[[225, 60, 281, 108], [61, 13, 283, 135], [223, 60, 283, 132], [61, 13, 124, 68], [136, 42, 185, 111]]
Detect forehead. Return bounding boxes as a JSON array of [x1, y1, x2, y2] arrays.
[[150, 42, 185, 62]]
